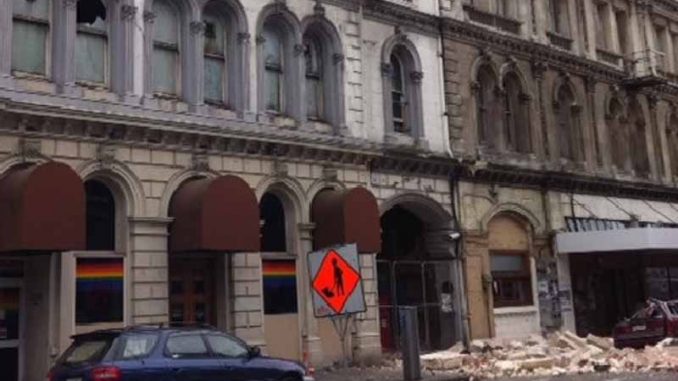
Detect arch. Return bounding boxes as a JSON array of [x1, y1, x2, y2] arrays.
[[306, 177, 346, 206], [470, 54, 500, 86], [199, 0, 249, 111], [142, 0, 199, 18], [480, 202, 541, 233], [499, 61, 530, 93], [255, 174, 307, 224], [381, 33, 424, 139], [256, 3, 303, 120], [77, 160, 146, 218], [159, 168, 219, 218], [0, 154, 50, 175], [301, 14, 345, 130], [380, 192, 452, 228]]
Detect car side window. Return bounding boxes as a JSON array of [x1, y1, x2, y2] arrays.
[[205, 335, 248, 358], [166, 334, 209, 358]]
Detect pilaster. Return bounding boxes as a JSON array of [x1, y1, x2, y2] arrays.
[[0, 0, 12, 80], [298, 223, 323, 367], [129, 217, 172, 324], [53, 0, 78, 94], [231, 252, 266, 348], [352, 252, 381, 365]]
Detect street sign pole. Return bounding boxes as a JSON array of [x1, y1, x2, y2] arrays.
[[329, 313, 354, 368]]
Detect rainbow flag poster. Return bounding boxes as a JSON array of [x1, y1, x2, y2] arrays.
[[76, 258, 124, 324], [262, 260, 298, 315]]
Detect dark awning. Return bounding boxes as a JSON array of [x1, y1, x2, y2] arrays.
[[0, 162, 86, 252], [311, 187, 381, 253], [169, 175, 260, 253]]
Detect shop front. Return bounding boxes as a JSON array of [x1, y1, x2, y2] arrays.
[[557, 227, 678, 336]]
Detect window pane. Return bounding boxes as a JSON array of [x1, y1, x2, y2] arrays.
[[153, 0, 178, 44], [11, 20, 47, 75], [206, 335, 248, 357], [75, 258, 124, 324], [166, 335, 208, 356], [204, 57, 224, 102], [263, 27, 282, 67], [119, 334, 159, 359], [262, 260, 298, 315], [306, 78, 320, 118], [490, 255, 525, 273], [265, 69, 281, 111], [153, 48, 178, 94], [203, 15, 224, 55], [76, 32, 106, 83], [13, 0, 49, 18]]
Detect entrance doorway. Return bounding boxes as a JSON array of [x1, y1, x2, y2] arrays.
[[169, 257, 216, 325], [378, 205, 456, 352], [0, 282, 21, 381]]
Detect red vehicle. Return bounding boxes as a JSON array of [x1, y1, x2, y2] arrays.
[[613, 299, 678, 349]]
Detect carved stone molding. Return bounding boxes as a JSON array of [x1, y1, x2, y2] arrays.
[[381, 62, 392, 77], [121, 5, 138, 21], [190, 21, 206, 36], [63, 0, 78, 9], [143, 11, 156, 24], [410, 71, 424, 84], [332, 53, 345, 65], [238, 32, 251, 45], [294, 44, 305, 56]]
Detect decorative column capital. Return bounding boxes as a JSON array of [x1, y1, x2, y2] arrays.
[[121, 5, 138, 21], [238, 32, 251, 45], [190, 21, 206, 36], [410, 71, 423, 84], [294, 43, 305, 56], [63, 0, 78, 9], [332, 53, 345, 65], [298, 223, 316, 241], [381, 62, 392, 77], [143, 11, 156, 24]]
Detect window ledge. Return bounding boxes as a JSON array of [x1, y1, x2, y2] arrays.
[[463, 4, 522, 34], [596, 48, 623, 67], [494, 305, 538, 315], [547, 31, 573, 51], [304, 120, 334, 134]]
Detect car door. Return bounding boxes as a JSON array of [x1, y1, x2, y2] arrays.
[[645, 303, 669, 345], [204, 333, 250, 381], [165, 332, 222, 381]]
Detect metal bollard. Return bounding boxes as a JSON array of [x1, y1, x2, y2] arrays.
[[399, 306, 421, 381]]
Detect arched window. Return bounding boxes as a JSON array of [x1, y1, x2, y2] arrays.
[[668, 113, 678, 178], [203, 4, 227, 105], [76, 0, 108, 85], [302, 20, 343, 129], [554, 84, 580, 161], [262, 23, 284, 112], [85, 180, 116, 251], [152, 0, 180, 96], [503, 73, 531, 153], [476, 65, 499, 149], [382, 42, 423, 139], [11, 0, 50, 75], [607, 98, 628, 171], [260, 192, 286, 252], [628, 100, 650, 176]]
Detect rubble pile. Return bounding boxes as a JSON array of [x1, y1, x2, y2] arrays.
[[420, 332, 678, 379]]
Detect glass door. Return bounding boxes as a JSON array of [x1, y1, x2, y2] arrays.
[[0, 285, 20, 381]]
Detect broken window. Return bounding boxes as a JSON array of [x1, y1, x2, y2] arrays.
[[390, 53, 407, 133], [152, 0, 180, 96], [76, 0, 108, 84], [11, 0, 50, 75], [203, 2, 227, 105], [491, 253, 533, 308]]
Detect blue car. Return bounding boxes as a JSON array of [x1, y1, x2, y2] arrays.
[[48, 326, 314, 381]]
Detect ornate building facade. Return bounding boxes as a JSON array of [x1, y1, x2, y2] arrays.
[[0, 1, 460, 380], [443, 0, 678, 341]]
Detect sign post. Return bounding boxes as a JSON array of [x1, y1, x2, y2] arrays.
[[308, 243, 366, 367]]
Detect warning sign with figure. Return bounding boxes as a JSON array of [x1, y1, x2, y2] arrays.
[[308, 244, 366, 317]]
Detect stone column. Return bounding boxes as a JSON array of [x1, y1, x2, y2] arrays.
[[129, 217, 171, 324], [352, 252, 381, 365], [142, 10, 156, 101], [230, 252, 266, 349], [53, 0, 77, 94], [117, 4, 138, 102], [298, 223, 323, 367], [582, 0, 597, 59], [648, 95, 665, 182], [188, 20, 205, 112], [0, 0, 11, 84]]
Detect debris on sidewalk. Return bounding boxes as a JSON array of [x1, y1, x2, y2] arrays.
[[418, 331, 678, 379]]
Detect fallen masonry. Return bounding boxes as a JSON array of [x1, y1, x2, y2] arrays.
[[419, 332, 678, 379]]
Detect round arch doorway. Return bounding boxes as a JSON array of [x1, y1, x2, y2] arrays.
[[377, 204, 457, 352]]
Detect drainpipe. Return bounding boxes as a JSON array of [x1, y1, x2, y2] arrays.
[[438, 15, 471, 351]]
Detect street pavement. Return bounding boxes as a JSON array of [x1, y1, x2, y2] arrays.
[[314, 369, 678, 381]]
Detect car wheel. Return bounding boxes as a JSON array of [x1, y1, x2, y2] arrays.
[[281, 376, 300, 381]]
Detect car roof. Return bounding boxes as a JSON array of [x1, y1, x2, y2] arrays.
[[71, 325, 226, 340]]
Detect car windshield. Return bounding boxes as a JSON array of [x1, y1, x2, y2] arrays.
[[117, 333, 159, 360], [668, 301, 678, 316], [61, 337, 114, 365]]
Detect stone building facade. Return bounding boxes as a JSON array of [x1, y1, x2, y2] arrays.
[[0, 1, 461, 381], [442, 0, 678, 341]]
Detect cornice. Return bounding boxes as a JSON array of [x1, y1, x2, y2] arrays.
[[441, 18, 628, 84], [363, 1, 439, 37]]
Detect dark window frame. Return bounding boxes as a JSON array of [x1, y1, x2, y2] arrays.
[[490, 251, 533, 308]]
